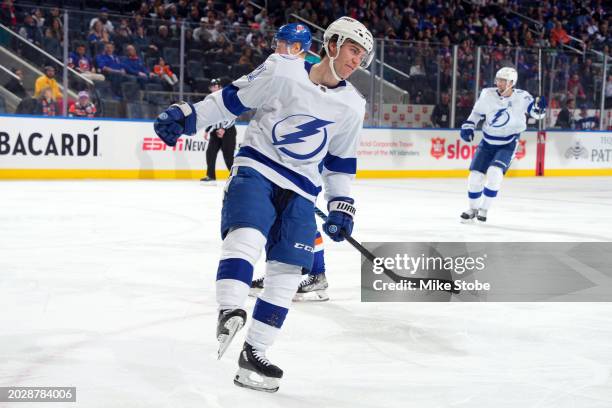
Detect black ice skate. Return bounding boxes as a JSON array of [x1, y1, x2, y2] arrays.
[[234, 342, 283, 393], [249, 276, 265, 298], [460, 209, 477, 222], [200, 176, 217, 185], [217, 309, 246, 360], [476, 209, 488, 222], [293, 273, 329, 302]]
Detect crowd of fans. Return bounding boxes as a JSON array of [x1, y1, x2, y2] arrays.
[[0, 0, 609, 124]]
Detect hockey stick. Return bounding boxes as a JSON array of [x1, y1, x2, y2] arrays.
[[314, 207, 460, 295]]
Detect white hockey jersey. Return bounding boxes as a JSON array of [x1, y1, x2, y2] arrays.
[[192, 54, 365, 202], [466, 87, 544, 145]]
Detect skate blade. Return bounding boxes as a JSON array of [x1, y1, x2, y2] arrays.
[[234, 368, 279, 393], [248, 288, 262, 298], [200, 181, 217, 186], [217, 317, 244, 360], [460, 217, 476, 224], [293, 289, 329, 302]]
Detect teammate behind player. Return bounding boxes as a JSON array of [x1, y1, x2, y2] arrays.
[[201, 79, 237, 184], [460, 67, 546, 222], [153, 17, 373, 392], [250, 23, 329, 302]]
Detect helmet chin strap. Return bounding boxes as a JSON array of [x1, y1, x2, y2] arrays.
[[498, 80, 513, 97], [328, 56, 344, 81]]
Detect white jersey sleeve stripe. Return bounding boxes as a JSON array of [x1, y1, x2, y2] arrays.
[[221, 84, 251, 116]]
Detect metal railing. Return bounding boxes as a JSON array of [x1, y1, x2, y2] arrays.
[[2, 6, 611, 129]]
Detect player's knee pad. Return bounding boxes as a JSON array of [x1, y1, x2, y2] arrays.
[[485, 166, 504, 192], [260, 261, 302, 309], [220, 227, 266, 265], [468, 170, 485, 192]]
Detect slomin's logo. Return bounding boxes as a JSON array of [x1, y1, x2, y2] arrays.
[[565, 141, 588, 159], [0, 126, 99, 156], [430, 137, 445, 159], [272, 114, 333, 160], [430, 137, 478, 160]]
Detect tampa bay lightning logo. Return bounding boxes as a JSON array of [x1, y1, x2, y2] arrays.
[[489, 108, 510, 128], [272, 114, 334, 160]]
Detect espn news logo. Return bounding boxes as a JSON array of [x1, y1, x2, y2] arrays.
[[142, 137, 206, 152]]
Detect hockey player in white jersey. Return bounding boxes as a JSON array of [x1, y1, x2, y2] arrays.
[[249, 23, 329, 302], [460, 67, 546, 222], [153, 17, 373, 392]]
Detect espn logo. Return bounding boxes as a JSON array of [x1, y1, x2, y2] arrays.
[[142, 137, 184, 151]]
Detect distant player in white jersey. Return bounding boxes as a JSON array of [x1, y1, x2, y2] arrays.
[[153, 17, 373, 392], [460, 67, 546, 222], [249, 23, 329, 302]]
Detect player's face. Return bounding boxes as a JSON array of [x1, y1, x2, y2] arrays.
[[333, 40, 367, 79], [495, 78, 510, 93]]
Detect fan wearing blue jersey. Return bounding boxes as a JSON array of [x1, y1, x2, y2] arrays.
[[460, 67, 546, 222], [249, 23, 329, 302], [153, 17, 373, 392]]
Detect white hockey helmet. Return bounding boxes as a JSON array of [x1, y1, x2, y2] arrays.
[[495, 67, 518, 87], [323, 17, 374, 71]]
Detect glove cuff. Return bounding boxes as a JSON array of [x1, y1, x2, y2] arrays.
[[172, 102, 194, 117], [462, 121, 475, 130], [328, 197, 356, 217], [171, 102, 197, 135]]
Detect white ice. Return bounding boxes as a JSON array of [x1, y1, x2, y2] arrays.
[[1, 177, 612, 408]]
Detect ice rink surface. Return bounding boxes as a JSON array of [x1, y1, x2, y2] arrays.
[[1, 177, 612, 408]]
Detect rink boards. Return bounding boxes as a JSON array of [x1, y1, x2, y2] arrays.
[[0, 115, 610, 179]]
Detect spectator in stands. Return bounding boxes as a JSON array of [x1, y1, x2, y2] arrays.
[[188, 4, 201, 24], [0, 0, 17, 29], [48, 17, 63, 42], [34, 66, 62, 101], [193, 17, 211, 43], [567, 73, 586, 105], [132, 23, 147, 46], [38, 87, 57, 117], [89, 7, 114, 34], [112, 26, 133, 56], [555, 98, 575, 129], [87, 20, 110, 53], [46, 7, 61, 27], [3, 67, 27, 98], [150, 25, 173, 58], [431, 92, 450, 128], [550, 21, 571, 47], [69, 43, 105, 82], [575, 105, 599, 130], [96, 42, 126, 96], [130, 14, 145, 33], [18, 14, 42, 46], [122, 44, 155, 85], [238, 47, 254, 69], [42, 27, 62, 59], [69, 91, 97, 118], [117, 18, 133, 36], [153, 56, 178, 88], [31, 8, 44, 28], [409, 57, 426, 77]]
